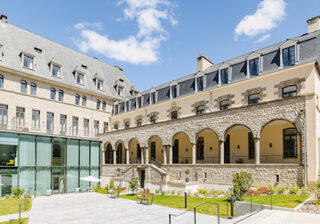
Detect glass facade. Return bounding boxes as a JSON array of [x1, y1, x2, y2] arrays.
[[0, 132, 100, 197]]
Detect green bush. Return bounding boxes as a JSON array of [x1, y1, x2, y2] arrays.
[[289, 186, 299, 194], [12, 187, 24, 198], [94, 186, 98, 192], [128, 177, 139, 193], [209, 189, 224, 197], [317, 174, 320, 189], [198, 189, 208, 197], [171, 190, 176, 195], [193, 192, 199, 197], [155, 189, 160, 194], [185, 169, 191, 175], [161, 191, 166, 196], [276, 187, 286, 194], [5, 195, 10, 200], [231, 171, 253, 200], [109, 179, 114, 190]]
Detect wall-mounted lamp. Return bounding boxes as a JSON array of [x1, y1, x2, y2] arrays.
[[161, 150, 163, 153], [131, 151, 134, 155]]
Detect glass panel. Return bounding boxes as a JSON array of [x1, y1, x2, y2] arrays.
[[0, 169, 18, 196], [221, 69, 228, 84], [67, 168, 78, 193], [80, 168, 89, 191], [36, 168, 50, 196], [36, 136, 51, 166], [19, 135, 35, 166], [19, 167, 35, 194], [90, 142, 100, 167], [52, 64, 61, 77], [80, 141, 89, 167], [90, 167, 99, 187], [67, 139, 79, 167], [52, 138, 66, 166]]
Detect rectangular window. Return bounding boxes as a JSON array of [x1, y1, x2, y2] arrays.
[[97, 80, 103, 90], [282, 85, 297, 98], [283, 128, 297, 158], [136, 119, 142, 127], [16, 107, 25, 127], [47, 112, 54, 132], [196, 105, 205, 115], [76, 72, 84, 84], [83, 119, 89, 135], [248, 132, 255, 159], [0, 104, 8, 129], [103, 122, 108, 133], [220, 68, 228, 85], [171, 111, 178, 120], [23, 55, 33, 69], [220, 100, 229, 110], [114, 124, 119, 130], [197, 76, 204, 91], [125, 121, 130, 129], [0, 74, 3, 88], [32, 110, 40, 129], [171, 85, 177, 98], [248, 93, 260, 105], [72, 117, 78, 135], [94, 120, 99, 134], [150, 115, 156, 124], [283, 46, 295, 67], [118, 86, 124, 96], [60, 115, 66, 135], [137, 97, 142, 108], [151, 92, 156, 104], [102, 101, 106, 111], [249, 58, 259, 76], [52, 64, 61, 77]]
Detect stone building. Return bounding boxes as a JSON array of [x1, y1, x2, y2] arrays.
[[99, 15, 320, 191]]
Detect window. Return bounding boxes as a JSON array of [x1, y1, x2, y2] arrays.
[[97, 80, 103, 90], [249, 58, 259, 76], [136, 119, 142, 127], [82, 96, 86, 106], [126, 101, 129, 111], [23, 55, 33, 69], [220, 68, 228, 85], [151, 92, 156, 104], [125, 121, 130, 129], [283, 46, 295, 67], [102, 101, 106, 111], [60, 115, 66, 134], [137, 97, 142, 108], [171, 85, 177, 98], [283, 128, 297, 158], [51, 64, 61, 77], [76, 72, 84, 84], [47, 112, 54, 132], [197, 76, 204, 91], [220, 100, 229, 110], [58, 90, 64, 101], [16, 107, 25, 127], [32, 110, 40, 129], [114, 104, 118, 115], [84, 119, 89, 135], [248, 93, 260, 105], [75, 94, 80, 105], [282, 85, 297, 98], [94, 121, 99, 134], [50, 88, 56, 100], [171, 111, 178, 120], [20, 80, 27, 93], [196, 137, 204, 160], [150, 115, 156, 124], [96, 100, 100, 110], [0, 74, 3, 88], [196, 105, 205, 115], [118, 86, 124, 96], [0, 104, 8, 129], [103, 122, 108, 133], [151, 141, 156, 160], [248, 132, 255, 159], [72, 117, 78, 135], [30, 82, 36, 95], [114, 124, 119, 130]]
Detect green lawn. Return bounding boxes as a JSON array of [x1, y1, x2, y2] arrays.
[[0, 218, 28, 224], [0, 198, 32, 216], [119, 194, 309, 217]]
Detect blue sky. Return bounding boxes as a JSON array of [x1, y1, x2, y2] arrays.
[[1, 0, 319, 91]]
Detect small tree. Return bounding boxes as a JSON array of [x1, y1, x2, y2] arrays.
[[109, 179, 115, 190], [128, 177, 140, 193], [231, 171, 253, 200], [12, 187, 24, 198]]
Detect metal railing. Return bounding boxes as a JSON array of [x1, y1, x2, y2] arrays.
[[168, 202, 220, 224]]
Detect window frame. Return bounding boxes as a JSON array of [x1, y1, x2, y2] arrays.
[[282, 85, 297, 98], [20, 80, 27, 93], [117, 86, 124, 96], [75, 94, 80, 105], [75, 71, 84, 85], [22, 53, 34, 70], [94, 120, 99, 134], [196, 105, 205, 115], [282, 46, 295, 67], [171, 85, 177, 99], [220, 100, 229, 110], [16, 107, 25, 128], [50, 88, 56, 100], [32, 110, 40, 129], [83, 119, 89, 135], [96, 99, 100, 110], [72, 116, 79, 136], [136, 119, 142, 127], [30, 82, 36, 95], [171, 111, 178, 120], [249, 58, 260, 76], [60, 114, 67, 135], [0, 104, 8, 129], [196, 137, 204, 160], [58, 90, 64, 102], [0, 74, 3, 88], [82, 96, 86, 106], [97, 79, 103, 90], [283, 128, 298, 158], [46, 112, 54, 132], [103, 122, 108, 133], [125, 121, 130, 129], [51, 63, 62, 78], [220, 68, 228, 85], [102, 101, 106, 111], [197, 76, 204, 92], [248, 93, 260, 105]]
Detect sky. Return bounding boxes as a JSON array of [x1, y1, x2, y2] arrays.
[[1, 0, 319, 91]]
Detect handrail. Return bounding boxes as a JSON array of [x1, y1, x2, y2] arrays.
[[168, 202, 220, 224], [150, 158, 163, 168]]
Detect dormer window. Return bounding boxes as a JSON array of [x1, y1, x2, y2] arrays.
[[97, 80, 103, 90], [151, 92, 156, 104], [34, 47, 42, 53], [51, 63, 61, 77], [220, 68, 228, 85], [197, 76, 204, 91], [249, 58, 259, 76], [171, 85, 177, 98], [81, 64, 87, 69], [23, 54, 34, 69], [75, 71, 84, 85], [282, 46, 295, 67], [137, 96, 142, 108], [118, 86, 124, 96]]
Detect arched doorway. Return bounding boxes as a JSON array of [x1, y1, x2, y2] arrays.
[[104, 143, 113, 164], [129, 138, 140, 164], [196, 129, 219, 164], [260, 119, 300, 164], [148, 135, 163, 163], [225, 124, 254, 164], [172, 132, 191, 164], [115, 140, 125, 164]]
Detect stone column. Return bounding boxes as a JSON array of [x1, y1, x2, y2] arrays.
[[254, 138, 260, 165], [145, 147, 149, 165], [113, 149, 117, 165], [163, 145, 167, 165], [168, 145, 173, 165], [126, 148, 130, 165], [219, 141, 224, 165], [191, 143, 196, 165], [141, 147, 144, 164]]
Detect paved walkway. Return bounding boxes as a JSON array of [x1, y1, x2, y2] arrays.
[[0, 212, 30, 223], [28, 192, 235, 224]]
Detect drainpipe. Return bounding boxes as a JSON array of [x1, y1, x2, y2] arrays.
[[303, 112, 307, 187]]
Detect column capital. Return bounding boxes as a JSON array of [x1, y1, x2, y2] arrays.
[[219, 140, 225, 143]]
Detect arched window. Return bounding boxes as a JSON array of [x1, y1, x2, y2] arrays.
[[0, 74, 3, 88], [283, 128, 297, 158], [75, 94, 80, 105], [58, 90, 64, 101], [196, 137, 204, 160], [50, 88, 56, 100], [82, 96, 86, 106], [30, 82, 36, 95], [20, 80, 27, 93], [96, 99, 100, 109]]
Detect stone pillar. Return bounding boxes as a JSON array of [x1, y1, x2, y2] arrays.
[[141, 147, 144, 164], [126, 148, 130, 165], [145, 147, 149, 165], [254, 138, 260, 165], [168, 145, 173, 165], [113, 149, 117, 165], [163, 145, 167, 165], [191, 143, 196, 165], [219, 141, 224, 165], [101, 150, 105, 165]]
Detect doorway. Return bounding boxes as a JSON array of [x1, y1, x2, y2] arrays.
[[151, 141, 156, 161], [52, 176, 65, 194], [140, 170, 145, 189], [224, 135, 230, 163], [173, 139, 179, 163]]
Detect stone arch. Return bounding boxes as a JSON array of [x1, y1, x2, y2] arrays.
[[172, 132, 191, 164], [148, 135, 164, 163], [115, 140, 125, 164], [128, 138, 141, 164], [195, 128, 220, 164], [103, 142, 113, 164]]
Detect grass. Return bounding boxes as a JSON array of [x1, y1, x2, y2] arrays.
[[0, 218, 28, 224], [0, 198, 32, 216], [119, 194, 309, 217]]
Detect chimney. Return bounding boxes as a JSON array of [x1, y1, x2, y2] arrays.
[[0, 14, 7, 23], [197, 54, 213, 72], [307, 15, 320, 33]]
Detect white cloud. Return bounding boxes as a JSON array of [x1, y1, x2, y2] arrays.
[[73, 0, 177, 65], [256, 33, 271, 43], [235, 0, 286, 39]]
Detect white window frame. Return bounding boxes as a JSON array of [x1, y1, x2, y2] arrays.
[[51, 63, 62, 78], [75, 71, 84, 85], [32, 110, 40, 129], [21, 53, 35, 70], [84, 119, 89, 135], [97, 79, 103, 91], [117, 85, 124, 96]]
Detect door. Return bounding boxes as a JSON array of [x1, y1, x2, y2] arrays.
[[52, 176, 65, 194], [140, 170, 145, 189], [151, 142, 156, 161], [224, 135, 230, 163], [173, 139, 179, 164]]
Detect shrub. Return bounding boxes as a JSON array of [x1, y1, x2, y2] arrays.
[[198, 189, 208, 197], [300, 187, 310, 195], [120, 187, 127, 191], [145, 188, 150, 193], [171, 190, 176, 195], [254, 184, 260, 191], [155, 189, 160, 194], [116, 168, 121, 172], [185, 169, 191, 175], [5, 195, 10, 200], [109, 179, 115, 190], [209, 189, 224, 197], [276, 187, 286, 194], [94, 186, 98, 192], [128, 177, 139, 193], [289, 186, 299, 194], [245, 189, 256, 196], [177, 190, 183, 196], [255, 187, 270, 195], [231, 171, 253, 200], [268, 184, 275, 194], [193, 192, 199, 197], [12, 187, 24, 198], [161, 191, 165, 196]]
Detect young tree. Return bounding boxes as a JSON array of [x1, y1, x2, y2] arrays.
[[128, 177, 140, 193], [231, 171, 253, 200]]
